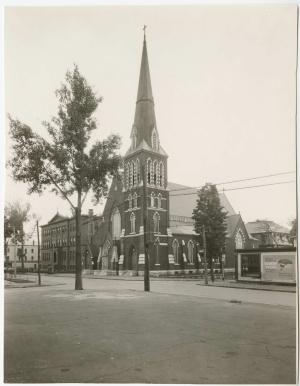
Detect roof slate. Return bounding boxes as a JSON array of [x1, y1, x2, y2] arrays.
[[168, 182, 236, 218], [246, 220, 290, 235]]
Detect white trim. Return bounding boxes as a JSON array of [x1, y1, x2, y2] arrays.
[[138, 254, 145, 265]]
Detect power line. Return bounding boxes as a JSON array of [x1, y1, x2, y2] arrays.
[[168, 171, 296, 193], [169, 180, 296, 197]]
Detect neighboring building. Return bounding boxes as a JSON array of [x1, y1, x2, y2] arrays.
[[245, 220, 292, 247], [5, 238, 38, 272], [41, 210, 102, 272], [236, 246, 296, 284], [91, 34, 254, 275]]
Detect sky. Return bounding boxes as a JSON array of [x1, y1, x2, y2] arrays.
[[4, 4, 297, 236]]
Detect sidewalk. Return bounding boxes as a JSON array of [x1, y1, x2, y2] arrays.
[[4, 275, 65, 289], [79, 273, 297, 293]]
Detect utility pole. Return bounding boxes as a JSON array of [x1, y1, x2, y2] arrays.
[[202, 225, 208, 285], [142, 165, 150, 292], [211, 258, 215, 282], [13, 226, 17, 278], [36, 220, 41, 286], [221, 249, 225, 281]]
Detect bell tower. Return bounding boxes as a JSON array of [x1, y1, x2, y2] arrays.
[[122, 30, 172, 272]]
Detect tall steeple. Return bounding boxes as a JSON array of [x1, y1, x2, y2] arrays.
[[131, 29, 158, 151]]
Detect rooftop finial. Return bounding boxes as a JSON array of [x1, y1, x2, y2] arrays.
[[143, 24, 147, 41]]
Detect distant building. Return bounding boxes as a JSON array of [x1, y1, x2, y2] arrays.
[[245, 220, 292, 247], [5, 238, 38, 272], [41, 210, 102, 272]]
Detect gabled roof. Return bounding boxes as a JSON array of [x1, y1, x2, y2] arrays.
[[168, 182, 236, 218], [246, 220, 290, 235], [125, 139, 168, 158], [225, 214, 241, 238], [170, 224, 198, 236], [47, 212, 69, 224]]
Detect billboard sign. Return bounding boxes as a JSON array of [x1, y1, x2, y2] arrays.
[[261, 252, 296, 283]]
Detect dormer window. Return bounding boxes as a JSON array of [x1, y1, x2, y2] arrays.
[[151, 128, 159, 150], [131, 126, 137, 149]]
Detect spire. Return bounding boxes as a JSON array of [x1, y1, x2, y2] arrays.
[[136, 26, 153, 103], [131, 28, 157, 149]]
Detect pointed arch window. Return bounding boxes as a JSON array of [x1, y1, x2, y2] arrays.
[[130, 212, 136, 234], [235, 230, 244, 249], [153, 160, 157, 185], [188, 240, 194, 263], [111, 207, 121, 240], [157, 193, 162, 209], [147, 159, 152, 184], [153, 212, 160, 234], [129, 162, 134, 188], [172, 239, 179, 264], [159, 162, 164, 187], [136, 159, 140, 184], [128, 194, 132, 210], [150, 192, 155, 207], [132, 161, 136, 186], [133, 192, 138, 208]]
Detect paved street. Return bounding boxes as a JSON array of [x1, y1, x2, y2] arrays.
[[5, 275, 296, 383]]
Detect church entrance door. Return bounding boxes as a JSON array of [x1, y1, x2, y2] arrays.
[[128, 246, 138, 274]]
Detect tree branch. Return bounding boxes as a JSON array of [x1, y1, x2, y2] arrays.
[[81, 189, 90, 207], [43, 163, 76, 210]]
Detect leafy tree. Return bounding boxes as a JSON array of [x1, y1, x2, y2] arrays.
[[290, 219, 297, 238], [4, 202, 31, 270], [192, 183, 227, 264], [8, 65, 121, 289]]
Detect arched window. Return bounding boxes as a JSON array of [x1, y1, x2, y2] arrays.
[[111, 208, 121, 240], [235, 230, 244, 249], [128, 194, 132, 210], [157, 193, 162, 209], [153, 160, 157, 185], [103, 239, 111, 256], [132, 161, 136, 186], [172, 239, 179, 264], [153, 212, 160, 233], [147, 159, 152, 184], [129, 162, 133, 188], [150, 192, 155, 207], [136, 159, 140, 184], [125, 163, 129, 190], [159, 162, 164, 187], [133, 192, 138, 208], [188, 240, 194, 263], [130, 212, 136, 234]]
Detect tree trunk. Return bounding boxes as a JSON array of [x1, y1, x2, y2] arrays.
[[75, 191, 83, 290], [21, 227, 25, 273]]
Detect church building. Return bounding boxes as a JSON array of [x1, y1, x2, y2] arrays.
[[92, 33, 254, 276]]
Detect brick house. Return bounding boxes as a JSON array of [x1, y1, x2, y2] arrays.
[[41, 210, 102, 272]]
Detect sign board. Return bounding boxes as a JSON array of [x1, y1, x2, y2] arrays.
[[261, 252, 296, 283]]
